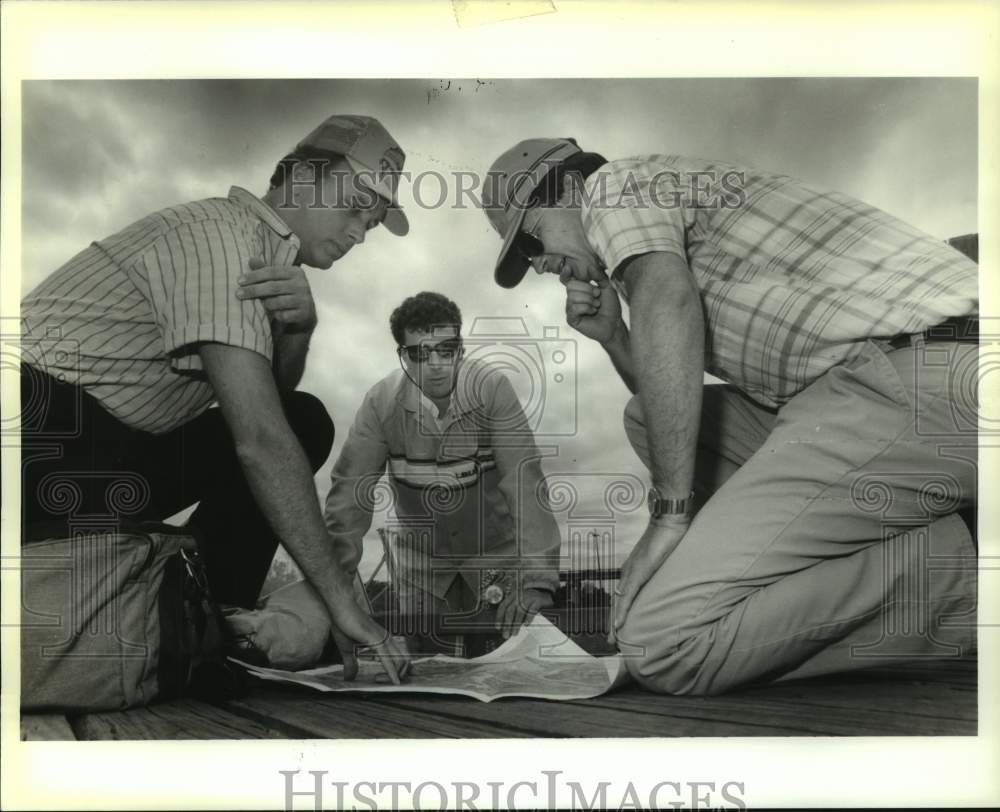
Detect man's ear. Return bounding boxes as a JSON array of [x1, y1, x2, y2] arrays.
[[281, 160, 321, 207], [292, 158, 352, 191], [557, 171, 586, 208], [290, 159, 321, 184], [289, 158, 352, 204]]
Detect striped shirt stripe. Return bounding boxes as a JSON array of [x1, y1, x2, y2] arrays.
[[388, 451, 498, 490]]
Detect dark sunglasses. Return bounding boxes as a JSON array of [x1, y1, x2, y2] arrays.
[[513, 230, 544, 264], [397, 338, 463, 364]]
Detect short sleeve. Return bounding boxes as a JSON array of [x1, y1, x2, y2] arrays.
[[142, 219, 272, 372], [582, 161, 694, 287]]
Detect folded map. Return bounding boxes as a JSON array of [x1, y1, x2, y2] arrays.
[[231, 615, 629, 703]]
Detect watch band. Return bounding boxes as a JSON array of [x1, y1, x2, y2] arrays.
[[648, 487, 695, 518]]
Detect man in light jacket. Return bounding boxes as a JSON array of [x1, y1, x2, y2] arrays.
[[230, 291, 561, 666]]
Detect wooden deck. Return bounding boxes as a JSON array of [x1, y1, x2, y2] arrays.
[[21, 655, 976, 740]]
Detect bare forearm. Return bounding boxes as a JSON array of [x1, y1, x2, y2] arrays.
[[236, 430, 352, 608], [629, 266, 704, 495], [272, 325, 312, 391], [601, 322, 637, 394]]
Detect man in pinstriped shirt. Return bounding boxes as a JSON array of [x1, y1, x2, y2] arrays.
[[20, 115, 413, 683], [481, 139, 979, 695]]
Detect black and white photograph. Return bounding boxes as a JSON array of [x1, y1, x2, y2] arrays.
[[2, 2, 997, 810]]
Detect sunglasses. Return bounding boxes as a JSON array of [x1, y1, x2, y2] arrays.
[[397, 338, 463, 364], [512, 207, 545, 265], [513, 231, 545, 265]]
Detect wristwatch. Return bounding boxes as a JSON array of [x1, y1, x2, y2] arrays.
[[647, 486, 695, 519], [481, 569, 512, 605]]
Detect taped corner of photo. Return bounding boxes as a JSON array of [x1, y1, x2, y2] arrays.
[[451, 0, 557, 29]]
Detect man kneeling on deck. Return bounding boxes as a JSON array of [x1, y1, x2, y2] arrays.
[[229, 291, 561, 668], [21, 113, 412, 685], [479, 138, 979, 695]]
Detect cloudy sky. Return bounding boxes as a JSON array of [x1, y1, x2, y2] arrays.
[[19, 78, 977, 572]]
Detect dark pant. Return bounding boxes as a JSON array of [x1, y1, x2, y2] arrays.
[[20, 366, 335, 608]]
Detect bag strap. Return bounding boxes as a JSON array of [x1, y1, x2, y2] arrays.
[[176, 543, 250, 701], [23, 519, 195, 545]]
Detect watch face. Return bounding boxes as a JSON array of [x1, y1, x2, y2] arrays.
[[481, 570, 510, 605]]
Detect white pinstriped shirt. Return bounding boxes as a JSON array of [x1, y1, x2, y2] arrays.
[[583, 156, 979, 408], [21, 187, 299, 434]]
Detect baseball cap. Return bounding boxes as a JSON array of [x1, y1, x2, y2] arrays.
[[482, 137, 582, 288], [296, 114, 409, 236]]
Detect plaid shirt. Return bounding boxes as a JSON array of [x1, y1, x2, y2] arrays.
[[21, 187, 298, 434], [582, 156, 978, 408]]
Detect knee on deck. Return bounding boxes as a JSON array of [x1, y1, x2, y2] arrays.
[[617, 594, 738, 697], [619, 627, 731, 697]]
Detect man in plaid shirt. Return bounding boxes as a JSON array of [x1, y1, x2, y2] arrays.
[[481, 139, 979, 695]]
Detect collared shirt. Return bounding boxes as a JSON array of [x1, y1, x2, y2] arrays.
[[21, 187, 300, 434], [323, 360, 561, 600], [582, 156, 978, 408], [417, 390, 452, 433]]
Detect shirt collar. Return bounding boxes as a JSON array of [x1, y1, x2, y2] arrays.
[[418, 389, 448, 425], [228, 186, 296, 240], [397, 362, 477, 417]]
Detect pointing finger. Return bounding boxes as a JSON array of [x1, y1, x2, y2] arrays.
[[376, 649, 401, 685], [330, 627, 358, 681]]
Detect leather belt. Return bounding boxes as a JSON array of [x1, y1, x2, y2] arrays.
[[887, 316, 979, 351]]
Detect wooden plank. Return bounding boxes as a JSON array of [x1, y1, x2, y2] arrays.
[[225, 691, 538, 739], [71, 698, 289, 740], [585, 686, 975, 736], [20, 713, 76, 741], [784, 658, 978, 689], [743, 682, 977, 718], [363, 694, 818, 737], [358, 657, 977, 738], [566, 660, 978, 737]]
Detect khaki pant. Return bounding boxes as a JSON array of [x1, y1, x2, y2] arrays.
[[619, 341, 978, 695]]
